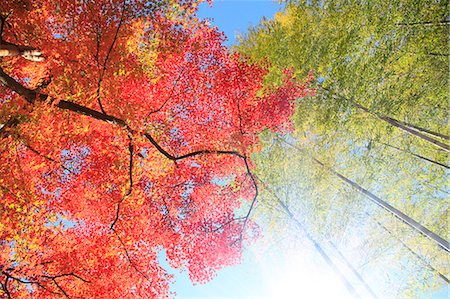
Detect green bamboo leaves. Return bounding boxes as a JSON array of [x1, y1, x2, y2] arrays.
[[237, 1, 449, 298]]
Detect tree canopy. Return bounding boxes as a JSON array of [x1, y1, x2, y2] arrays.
[[0, 1, 311, 297], [237, 0, 448, 297], [1, 0, 448, 298]]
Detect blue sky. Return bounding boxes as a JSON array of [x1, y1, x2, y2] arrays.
[[167, 1, 450, 298], [168, 2, 361, 298], [197, 0, 284, 46], [171, 1, 284, 298]]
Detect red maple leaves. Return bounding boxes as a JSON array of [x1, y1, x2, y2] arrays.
[[0, 1, 312, 297]]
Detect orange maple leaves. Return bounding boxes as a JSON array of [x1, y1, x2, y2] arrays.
[[0, 1, 311, 298]]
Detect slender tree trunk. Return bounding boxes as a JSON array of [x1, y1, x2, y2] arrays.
[[319, 87, 450, 152], [313, 158, 449, 252], [351, 102, 450, 152], [425, 52, 449, 57], [396, 20, 450, 27], [257, 177, 361, 299], [375, 141, 449, 169], [369, 214, 450, 284], [277, 137, 450, 252], [328, 241, 379, 299], [391, 120, 449, 141]]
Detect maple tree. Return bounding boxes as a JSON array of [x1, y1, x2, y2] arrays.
[[0, 0, 311, 297], [238, 1, 449, 297]]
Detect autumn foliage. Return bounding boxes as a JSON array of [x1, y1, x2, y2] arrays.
[[0, 0, 311, 297]]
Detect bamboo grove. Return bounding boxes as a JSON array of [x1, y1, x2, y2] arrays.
[[237, 0, 449, 298]]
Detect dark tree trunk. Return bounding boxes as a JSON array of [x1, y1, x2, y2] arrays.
[[369, 214, 449, 284], [351, 102, 449, 153], [375, 141, 449, 169], [277, 136, 450, 252], [312, 157, 449, 252], [319, 87, 450, 152]]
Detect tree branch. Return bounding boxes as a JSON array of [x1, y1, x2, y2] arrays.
[[368, 212, 449, 284], [0, 41, 44, 61], [110, 136, 134, 230], [0, 11, 12, 43], [0, 116, 19, 138], [235, 156, 258, 244], [396, 20, 450, 26], [144, 133, 245, 161], [1, 65, 261, 246], [95, 0, 127, 114], [25, 144, 73, 173], [1, 277, 11, 299], [319, 86, 450, 152], [277, 136, 450, 252], [211, 216, 246, 233], [1, 271, 55, 295], [50, 278, 70, 299], [111, 230, 149, 281], [375, 140, 449, 169], [0, 14, 8, 43], [2, 267, 90, 298], [254, 176, 361, 299], [0, 66, 249, 164], [235, 93, 246, 135], [42, 273, 91, 284], [145, 67, 185, 118]]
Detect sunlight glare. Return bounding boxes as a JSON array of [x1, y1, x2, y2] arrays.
[[265, 249, 352, 299]]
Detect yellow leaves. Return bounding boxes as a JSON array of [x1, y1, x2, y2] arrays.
[[150, 75, 162, 84], [28, 243, 44, 255], [126, 20, 160, 75], [78, 122, 90, 134], [13, 234, 22, 243], [143, 151, 173, 177], [388, 54, 415, 75], [117, 68, 128, 76], [29, 160, 47, 171], [47, 213, 58, 224], [274, 10, 295, 29], [136, 195, 145, 206]]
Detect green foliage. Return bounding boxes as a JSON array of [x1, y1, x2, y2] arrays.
[[239, 0, 449, 298], [237, 0, 448, 134]]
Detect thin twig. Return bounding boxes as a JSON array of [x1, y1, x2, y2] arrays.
[[96, 0, 127, 114], [42, 273, 91, 284], [0, 117, 19, 138], [26, 144, 73, 173], [146, 67, 186, 118], [1, 271, 55, 294], [110, 135, 133, 230], [111, 230, 149, 280], [1, 277, 11, 299], [51, 278, 70, 299], [212, 216, 245, 233], [235, 156, 258, 244]]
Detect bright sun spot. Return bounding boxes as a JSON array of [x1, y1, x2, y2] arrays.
[[261, 248, 353, 299]]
